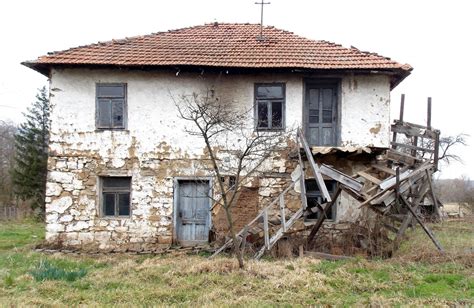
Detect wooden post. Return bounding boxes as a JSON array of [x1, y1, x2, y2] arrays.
[[263, 208, 270, 250], [400, 94, 405, 123], [433, 131, 440, 170], [392, 94, 405, 149], [426, 170, 442, 220], [307, 187, 342, 244], [279, 194, 286, 232], [395, 167, 400, 204], [400, 195, 444, 252], [427, 97, 432, 130]]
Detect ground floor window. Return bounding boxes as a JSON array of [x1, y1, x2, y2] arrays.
[[305, 180, 337, 221], [101, 177, 131, 217]]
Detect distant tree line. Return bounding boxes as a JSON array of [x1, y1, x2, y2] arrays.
[[435, 176, 474, 208], [0, 86, 50, 215]]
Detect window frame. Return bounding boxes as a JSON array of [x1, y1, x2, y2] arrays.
[[95, 83, 128, 130], [99, 176, 132, 218], [254, 83, 286, 131], [305, 180, 337, 222]]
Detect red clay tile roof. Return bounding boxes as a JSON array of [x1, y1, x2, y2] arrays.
[[24, 23, 412, 79]]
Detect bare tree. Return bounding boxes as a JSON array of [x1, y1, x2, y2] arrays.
[[0, 120, 16, 205], [175, 89, 289, 268]]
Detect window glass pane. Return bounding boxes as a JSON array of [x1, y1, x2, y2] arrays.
[[309, 89, 319, 109], [322, 89, 333, 109], [309, 110, 319, 124], [257, 85, 283, 99], [271, 101, 283, 128], [98, 99, 112, 127], [322, 110, 332, 123], [111, 99, 124, 127], [104, 193, 115, 216], [103, 177, 131, 189], [257, 102, 269, 128], [118, 193, 130, 216], [97, 84, 125, 97]]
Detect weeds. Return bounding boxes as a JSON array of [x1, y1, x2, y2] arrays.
[[30, 260, 87, 282]]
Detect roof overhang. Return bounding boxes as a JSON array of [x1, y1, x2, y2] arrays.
[[22, 62, 412, 90]]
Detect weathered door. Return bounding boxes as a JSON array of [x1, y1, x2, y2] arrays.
[[175, 180, 210, 246], [305, 83, 338, 146]]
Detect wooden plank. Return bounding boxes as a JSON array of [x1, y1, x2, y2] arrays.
[[379, 168, 413, 190], [392, 213, 412, 251], [298, 129, 332, 202], [392, 94, 405, 149], [254, 208, 303, 259], [390, 141, 434, 153], [297, 148, 308, 210], [357, 171, 382, 185], [400, 195, 444, 252], [304, 251, 353, 261], [320, 164, 364, 192], [391, 123, 437, 139], [433, 131, 440, 170], [263, 209, 269, 250], [386, 149, 417, 166], [240, 226, 249, 254], [358, 163, 432, 208], [279, 195, 286, 232], [307, 187, 342, 244], [372, 164, 396, 176]]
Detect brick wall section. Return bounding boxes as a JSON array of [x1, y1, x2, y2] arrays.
[[213, 187, 259, 242]]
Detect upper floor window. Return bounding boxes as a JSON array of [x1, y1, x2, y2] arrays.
[[255, 83, 285, 130], [96, 83, 127, 129]]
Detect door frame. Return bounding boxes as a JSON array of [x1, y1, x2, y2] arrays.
[[302, 78, 342, 146], [172, 177, 213, 245]]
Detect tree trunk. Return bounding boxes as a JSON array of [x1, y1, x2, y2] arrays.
[[224, 205, 244, 269]]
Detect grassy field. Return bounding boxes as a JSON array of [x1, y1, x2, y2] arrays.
[[0, 219, 472, 306]]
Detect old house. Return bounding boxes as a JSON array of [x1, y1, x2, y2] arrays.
[[24, 23, 413, 252]]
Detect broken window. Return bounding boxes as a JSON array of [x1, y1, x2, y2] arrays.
[[96, 83, 127, 129], [101, 177, 131, 217], [255, 83, 285, 130], [305, 180, 337, 221]]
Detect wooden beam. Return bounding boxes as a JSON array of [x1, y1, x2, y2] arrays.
[[304, 251, 353, 261], [320, 164, 364, 191], [392, 94, 405, 149], [427, 97, 432, 130], [400, 195, 444, 252], [390, 141, 434, 153], [391, 122, 437, 139], [426, 170, 442, 220], [386, 149, 417, 166], [279, 195, 286, 232], [372, 163, 396, 176], [358, 171, 382, 185], [263, 209, 269, 250], [298, 129, 331, 202], [307, 187, 342, 244]]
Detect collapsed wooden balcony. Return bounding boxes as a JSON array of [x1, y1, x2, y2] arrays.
[[212, 96, 444, 259]]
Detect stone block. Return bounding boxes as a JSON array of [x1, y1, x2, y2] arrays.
[[48, 196, 73, 214], [77, 232, 94, 242], [46, 223, 65, 233], [49, 171, 74, 184], [46, 182, 63, 197]]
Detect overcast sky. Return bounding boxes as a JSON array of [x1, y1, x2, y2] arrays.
[[1, 0, 472, 179]]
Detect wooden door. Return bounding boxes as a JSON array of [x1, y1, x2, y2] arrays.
[[176, 180, 210, 246], [305, 84, 338, 146]]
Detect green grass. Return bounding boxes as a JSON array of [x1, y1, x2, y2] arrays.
[[0, 219, 472, 306]]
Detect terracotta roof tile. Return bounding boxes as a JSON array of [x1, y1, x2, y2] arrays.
[[25, 23, 412, 73]]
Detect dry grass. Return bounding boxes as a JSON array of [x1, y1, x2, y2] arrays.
[[0, 219, 473, 306]]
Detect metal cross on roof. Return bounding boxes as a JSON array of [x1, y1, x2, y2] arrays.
[[255, 0, 270, 41]]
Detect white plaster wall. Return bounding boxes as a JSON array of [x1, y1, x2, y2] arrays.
[[45, 68, 392, 249], [340, 74, 391, 147]]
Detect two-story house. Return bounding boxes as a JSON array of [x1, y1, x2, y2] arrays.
[[24, 23, 412, 252]]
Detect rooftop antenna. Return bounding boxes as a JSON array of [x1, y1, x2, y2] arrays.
[[255, 0, 270, 41]]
